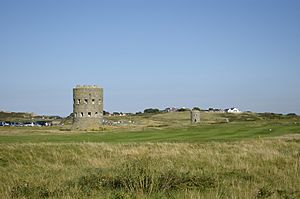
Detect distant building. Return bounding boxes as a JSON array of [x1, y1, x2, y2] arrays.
[[164, 107, 178, 112], [191, 110, 200, 123], [207, 108, 224, 113], [225, 108, 242, 113]]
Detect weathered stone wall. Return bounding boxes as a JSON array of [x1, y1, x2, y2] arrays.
[[72, 85, 103, 130], [191, 110, 200, 123]]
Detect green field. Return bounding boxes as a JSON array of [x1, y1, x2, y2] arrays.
[[0, 112, 299, 198], [0, 122, 300, 144], [1, 111, 299, 144]]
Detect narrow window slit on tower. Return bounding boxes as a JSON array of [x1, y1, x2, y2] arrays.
[[95, 112, 98, 116], [77, 99, 81, 104], [88, 112, 91, 117], [84, 99, 88, 104], [99, 99, 101, 104], [80, 112, 83, 117], [92, 99, 95, 104]]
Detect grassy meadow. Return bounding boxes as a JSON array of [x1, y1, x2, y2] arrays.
[[0, 112, 299, 198]]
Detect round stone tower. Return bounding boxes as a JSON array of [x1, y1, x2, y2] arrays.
[[191, 110, 200, 123], [72, 85, 103, 130]]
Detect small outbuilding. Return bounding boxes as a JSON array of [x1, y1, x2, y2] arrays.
[[225, 108, 241, 113], [191, 110, 200, 123]]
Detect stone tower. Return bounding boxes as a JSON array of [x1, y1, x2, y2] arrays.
[[72, 85, 103, 130], [191, 110, 200, 123]]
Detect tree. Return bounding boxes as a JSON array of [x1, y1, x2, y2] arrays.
[[144, 108, 160, 114], [177, 108, 189, 112], [192, 107, 201, 111], [287, 113, 297, 117], [103, 110, 110, 115]]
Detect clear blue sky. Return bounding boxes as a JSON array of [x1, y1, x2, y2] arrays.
[[1, 0, 299, 116]]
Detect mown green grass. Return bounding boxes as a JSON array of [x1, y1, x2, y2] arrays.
[[0, 121, 299, 143]]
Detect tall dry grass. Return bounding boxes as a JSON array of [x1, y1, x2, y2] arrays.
[[0, 135, 299, 198]]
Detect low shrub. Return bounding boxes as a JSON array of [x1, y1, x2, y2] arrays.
[[77, 157, 216, 195]]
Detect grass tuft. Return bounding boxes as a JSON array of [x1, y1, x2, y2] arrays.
[[77, 157, 216, 195]]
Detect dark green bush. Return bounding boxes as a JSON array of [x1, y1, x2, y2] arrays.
[[144, 108, 160, 114]]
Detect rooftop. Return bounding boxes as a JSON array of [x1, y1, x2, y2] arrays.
[[74, 85, 101, 89]]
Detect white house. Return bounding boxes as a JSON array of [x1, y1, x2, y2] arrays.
[[225, 108, 242, 113]]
